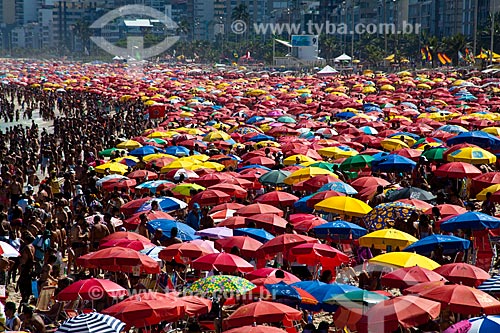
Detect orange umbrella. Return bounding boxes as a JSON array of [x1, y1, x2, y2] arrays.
[[223, 301, 302, 329]]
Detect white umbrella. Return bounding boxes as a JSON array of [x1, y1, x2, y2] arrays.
[[0, 241, 19, 257], [56, 313, 125, 333]]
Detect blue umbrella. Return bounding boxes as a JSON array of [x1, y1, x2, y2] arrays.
[[236, 165, 272, 172], [135, 180, 174, 194], [246, 134, 275, 142], [371, 154, 416, 173], [478, 275, 500, 294], [402, 234, 471, 255], [291, 282, 361, 312], [264, 281, 302, 302], [401, 102, 418, 110], [164, 146, 191, 157], [291, 280, 326, 290], [294, 194, 314, 213], [317, 182, 358, 195], [440, 212, 500, 232], [147, 219, 199, 241], [469, 315, 500, 332], [359, 126, 378, 135], [233, 228, 274, 243], [447, 131, 500, 149], [129, 146, 160, 157], [437, 125, 469, 134], [336, 111, 356, 119], [246, 116, 265, 124], [137, 196, 188, 213], [371, 152, 390, 161], [312, 221, 367, 239]]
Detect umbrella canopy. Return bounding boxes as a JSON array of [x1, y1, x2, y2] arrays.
[[478, 274, 500, 294], [223, 325, 287, 333], [447, 146, 497, 164], [263, 281, 318, 305], [363, 202, 420, 230], [369, 252, 441, 270], [402, 234, 471, 256], [258, 234, 318, 256], [332, 306, 363, 331], [356, 295, 441, 333], [385, 187, 436, 201], [77, 247, 160, 274], [418, 284, 500, 315], [56, 278, 129, 301], [380, 266, 447, 289], [191, 253, 254, 273], [440, 211, 500, 231], [255, 191, 299, 207], [233, 228, 275, 243], [190, 189, 231, 207], [434, 263, 491, 287], [291, 282, 361, 312], [215, 236, 263, 257], [326, 290, 389, 308], [312, 220, 367, 239], [258, 170, 291, 186], [246, 268, 301, 283], [371, 154, 416, 172], [158, 242, 218, 261], [289, 243, 349, 266], [189, 275, 256, 296], [314, 196, 372, 217], [434, 162, 482, 178], [56, 313, 125, 333], [147, 219, 199, 241], [359, 229, 418, 251], [223, 301, 302, 329], [236, 203, 284, 217], [468, 316, 500, 333]]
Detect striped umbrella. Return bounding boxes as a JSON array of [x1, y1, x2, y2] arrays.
[[478, 274, 500, 294], [56, 313, 125, 333]]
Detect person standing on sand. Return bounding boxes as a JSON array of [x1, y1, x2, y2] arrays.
[[90, 215, 110, 251]]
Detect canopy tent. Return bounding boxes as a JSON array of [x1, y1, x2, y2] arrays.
[[317, 65, 338, 76], [335, 53, 352, 62]]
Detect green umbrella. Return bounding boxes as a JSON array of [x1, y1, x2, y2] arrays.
[[146, 138, 168, 145], [326, 290, 388, 309], [308, 162, 337, 172], [277, 116, 296, 123], [180, 106, 195, 112], [98, 148, 126, 157], [339, 154, 374, 171], [258, 170, 291, 186], [188, 275, 255, 296], [421, 147, 446, 162]]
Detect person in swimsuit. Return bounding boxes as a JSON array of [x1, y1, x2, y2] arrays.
[[90, 215, 109, 251]]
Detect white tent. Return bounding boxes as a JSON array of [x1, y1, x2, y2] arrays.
[[335, 53, 352, 62], [317, 65, 338, 76]]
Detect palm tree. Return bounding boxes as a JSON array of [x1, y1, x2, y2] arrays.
[[176, 19, 191, 41], [231, 4, 250, 43], [442, 34, 471, 65], [73, 19, 91, 54]]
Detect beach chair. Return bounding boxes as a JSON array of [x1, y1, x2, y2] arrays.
[[36, 286, 56, 311]]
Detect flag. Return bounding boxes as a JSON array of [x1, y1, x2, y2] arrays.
[[426, 46, 432, 61], [458, 50, 464, 60], [421, 47, 427, 60], [437, 53, 451, 65]]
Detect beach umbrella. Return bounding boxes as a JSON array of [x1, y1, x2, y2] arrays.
[[326, 290, 389, 309], [263, 281, 318, 305], [116, 139, 142, 149], [369, 252, 440, 270], [246, 214, 288, 233], [434, 162, 482, 178], [56, 313, 125, 333], [380, 138, 409, 151], [147, 219, 199, 241], [258, 234, 318, 256], [129, 146, 159, 157], [208, 184, 247, 199], [446, 130, 500, 148], [99, 238, 153, 251], [158, 242, 217, 262], [99, 147, 126, 157], [78, 247, 160, 274], [190, 189, 231, 207], [468, 316, 500, 333], [123, 211, 175, 230], [380, 266, 447, 289], [291, 282, 361, 312], [396, 198, 433, 210], [424, 204, 466, 218], [136, 197, 187, 213], [314, 196, 372, 217], [236, 203, 284, 217], [189, 275, 255, 296], [258, 170, 291, 186], [385, 187, 436, 201], [135, 180, 173, 194], [215, 236, 263, 257], [96, 174, 129, 187], [402, 280, 447, 296], [302, 175, 342, 192], [359, 229, 418, 251], [434, 263, 490, 287], [56, 278, 129, 301], [476, 184, 500, 200], [332, 306, 363, 331], [312, 220, 367, 239], [371, 154, 416, 173], [356, 295, 441, 333], [284, 167, 335, 185], [100, 231, 150, 243], [223, 301, 302, 329], [447, 146, 497, 164], [421, 147, 446, 161], [339, 154, 374, 170], [440, 211, 500, 231], [223, 326, 287, 333], [95, 162, 129, 175], [255, 191, 299, 207], [0, 241, 20, 257], [317, 181, 358, 195], [289, 243, 349, 267], [191, 253, 254, 273], [478, 274, 500, 294], [418, 284, 500, 315], [363, 202, 420, 230], [246, 268, 301, 283], [196, 227, 234, 239], [102, 178, 137, 191], [403, 234, 470, 256], [350, 176, 390, 190], [233, 228, 275, 243]]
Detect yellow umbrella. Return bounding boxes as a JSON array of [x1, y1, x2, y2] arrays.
[[476, 184, 500, 201], [94, 162, 129, 175], [254, 141, 281, 149], [359, 229, 418, 251], [362, 86, 377, 94], [317, 147, 359, 159], [190, 161, 225, 171], [142, 153, 178, 162], [203, 130, 231, 142], [116, 140, 142, 149], [380, 84, 395, 91], [369, 252, 440, 270], [417, 83, 432, 90], [388, 135, 416, 146], [283, 154, 316, 166], [482, 127, 500, 136], [160, 160, 196, 172], [284, 167, 335, 185], [184, 155, 210, 162], [314, 196, 372, 217], [380, 138, 409, 151], [446, 146, 497, 164]]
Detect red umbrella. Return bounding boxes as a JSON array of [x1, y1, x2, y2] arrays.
[[434, 263, 491, 287], [127, 170, 159, 180], [192, 173, 234, 187], [102, 295, 185, 328], [120, 197, 152, 216], [236, 203, 284, 217], [356, 295, 441, 333], [302, 175, 342, 192], [258, 234, 318, 256], [380, 266, 447, 289], [418, 284, 500, 315], [191, 253, 254, 273], [159, 242, 217, 262], [221, 177, 254, 189], [100, 231, 151, 244], [288, 213, 317, 223], [289, 243, 349, 266], [254, 191, 299, 208], [210, 202, 246, 213], [178, 296, 213, 316], [102, 178, 137, 191], [190, 189, 231, 207], [434, 162, 482, 178], [123, 210, 175, 230], [396, 199, 433, 211], [208, 184, 247, 198], [245, 268, 301, 283], [244, 156, 276, 168], [78, 247, 160, 274], [292, 218, 327, 233], [424, 204, 467, 218], [223, 301, 302, 329], [333, 306, 363, 331], [223, 325, 286, 333], [56, 278, 129, 301], [246, 213, 288, 233], [391, 148, 422, 161], [471, 172, 500, 196], [402, 280, 447, 295], [350, 176, 390, 191], [215, 236, 263, 257], [218, 216, 248, 229], [99, 238, 153, 251]]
